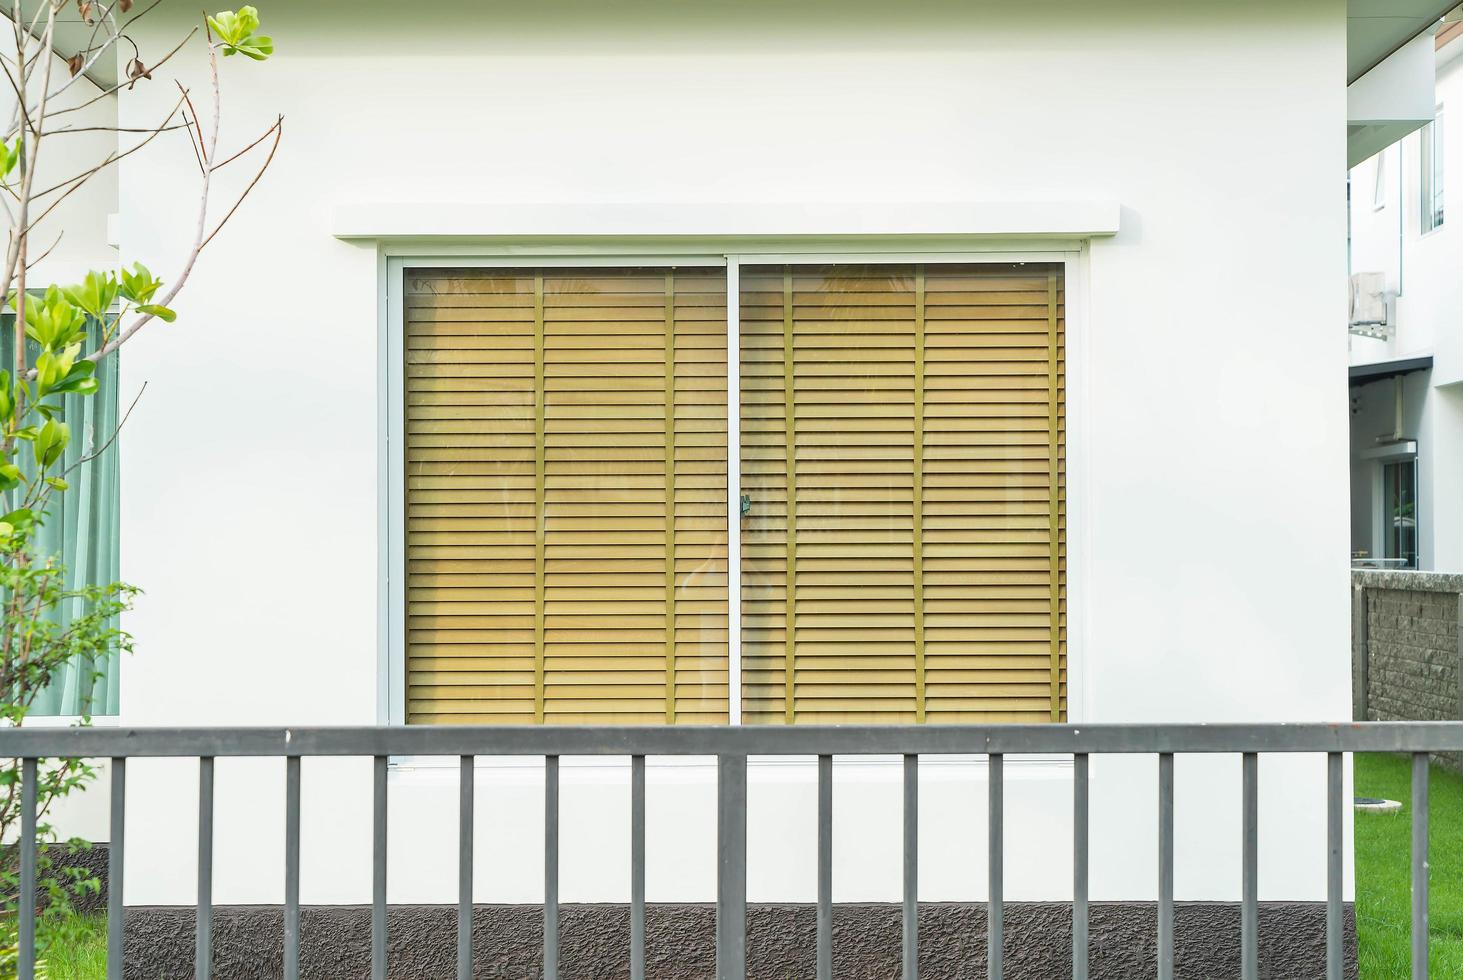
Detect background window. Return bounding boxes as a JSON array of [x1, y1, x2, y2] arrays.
[[1421, 108, 1444, 232], [1382, 458, 1418, 569], [0, 315, 122, 716]]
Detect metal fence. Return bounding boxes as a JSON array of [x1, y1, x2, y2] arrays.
[[4, 722, 1461, 980]]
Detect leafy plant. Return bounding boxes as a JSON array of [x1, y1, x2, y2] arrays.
[[1, 3, 280, 972]]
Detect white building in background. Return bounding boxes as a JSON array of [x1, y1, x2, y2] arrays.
[[5, 0, 1457, 974], [1350, 20, 1463, 571]]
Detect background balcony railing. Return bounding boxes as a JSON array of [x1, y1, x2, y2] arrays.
[[5, 722, 1462, 980]]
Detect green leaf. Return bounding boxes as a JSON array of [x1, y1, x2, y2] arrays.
[[32, 418, 69, 468], [18, 287, 88, 351], [45, 477, 69, 491], [208, 6, 273, 60], [118, 262, 162, 305], [0, 521, 12, 540], [138, 303, 176, 323], [62, 269, 119, 319]]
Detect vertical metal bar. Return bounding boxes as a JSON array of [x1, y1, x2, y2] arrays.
[[284, 756, 301, 980], [726, 258, 742, 725], [782, 268, 797, 725], [533, 270, 547, 723], [631, 755, 647, 980], [664, 271, 678, 724], [1073, 753, 1089, 980], [1353, 586, 1370, 721], [912, 266, 926, 723], [904, 753, 919, 980], [1327, 752, 1343, 980], [197, 756, 215, 980], [989, 753, 1004, 980], [1242, 752, 1259, 980], [1047, 270, 1062, 721], [1413, 752, 1430, 980], [19, 757, 37, 980], [545, 755, 560, 980], [458, 755, 474, 980], [108, 758, 126, 980], [373, 755, 388, 980], [717, 754, 748, 980], [817, 754, 833, 980], [1158, 753, 1174, 980]]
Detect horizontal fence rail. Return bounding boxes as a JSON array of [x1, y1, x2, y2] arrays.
[[2, 721, 1457, 980]]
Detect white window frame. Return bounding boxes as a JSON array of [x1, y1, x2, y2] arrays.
[[1421, 106, 1445, 234], [379, 242, 1090, 761]]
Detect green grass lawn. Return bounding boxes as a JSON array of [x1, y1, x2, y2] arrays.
[[25, 914, 106, 980], [1355, 753, 1463, 978]]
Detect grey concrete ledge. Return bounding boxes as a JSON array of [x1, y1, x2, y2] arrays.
[[124, 901, 1357, 980], [1354, 568, 1463, 593]]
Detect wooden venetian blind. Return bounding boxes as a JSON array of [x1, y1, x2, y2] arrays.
[[405, 268, 729, 724], [740, 264, 1065, 724]]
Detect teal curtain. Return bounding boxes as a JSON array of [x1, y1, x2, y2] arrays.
[[1, 315, 121, 716]]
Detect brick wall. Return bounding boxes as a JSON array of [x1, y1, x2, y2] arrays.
[[1353, 570, 1463, 772]]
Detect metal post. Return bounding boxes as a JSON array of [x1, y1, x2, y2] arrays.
[[1413, 752, 1430, 980], [197, 757, 215, 980], [19, 757, 37, 980], [1242, 752, 1258, 980], [373, 755, 388, 980], [717, 754, 747, 980], [631, 755, 646, 980], [817, 754, 833, 980], [1158, 753, 1174, 980], [458, 755, 474, 980], [989, 753, 1003, 980], [545, 755, 560, 980], [904, 753, 919, 980], [108, 759, 126, 980], [1073, 754, 1089, 980], [284, 756, 301, 980], [1327, 752, 1343, 980]]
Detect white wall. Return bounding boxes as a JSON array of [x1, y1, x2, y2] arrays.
[[104, 0, 1350, 906]]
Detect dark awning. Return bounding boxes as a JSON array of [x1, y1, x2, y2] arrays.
[[1349, 355, 1433, 386]]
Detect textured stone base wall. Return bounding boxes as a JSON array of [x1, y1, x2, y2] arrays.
[[1353, 570, 1463, 772], [124, 902, 1356, 980]]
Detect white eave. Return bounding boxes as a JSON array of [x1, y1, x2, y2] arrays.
[[331, 201, 1122, 242]]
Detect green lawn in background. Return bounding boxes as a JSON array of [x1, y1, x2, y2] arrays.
[[1355, 753, 1463, 978], [23, 914, 106, 980]]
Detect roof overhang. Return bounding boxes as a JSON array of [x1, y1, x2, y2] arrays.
[[1349, 1, 1460, 83], [1349, 355, 1434, 386]]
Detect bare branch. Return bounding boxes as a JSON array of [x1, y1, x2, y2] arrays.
[[30, 27, 195, 130], [211, 117, 281, 172], [176, 80, 205, 163], [59, 382, 146, 478], [26, 92, 185, 201], [41, 121, 194, 135], [23, 228, 63, 269], [179, 108, 204, 173], [202, 116, 281, 247]]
